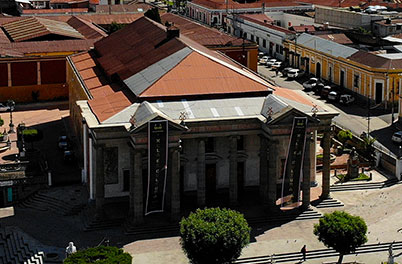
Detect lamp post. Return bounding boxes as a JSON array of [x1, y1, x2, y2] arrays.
[[7, 100, 15, 133]]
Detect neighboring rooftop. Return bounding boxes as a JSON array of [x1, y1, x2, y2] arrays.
[[296, 33, 358, 58], [347, 51, 402, 69], [236, 14, 294, 34], [95, 3, 152, 14], [190, 0, 305, 10], [3, 16, 84, 42], [290, 25, 316, 33], [160, 13, 253, 47], [22, 8, 88, 14], [315, 33, 353, 45]]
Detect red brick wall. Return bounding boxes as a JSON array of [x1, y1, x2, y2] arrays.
[[0, 63, 7, 87], [41, 60, 66, 84], [11, 62, 37, 86]]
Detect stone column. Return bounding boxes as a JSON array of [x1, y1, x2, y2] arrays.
[[302, 134, 312, 209], [132, 150, 144, 224], [197, 139, 206, 207], [95, 144, 105, 219], [229, 136, 238, 206], [310, 131, 317, 185], [259, 136, 269, 206], [321, 129, 331, 199], [170, 148, 181, 221], [268, 139, 278, 211]]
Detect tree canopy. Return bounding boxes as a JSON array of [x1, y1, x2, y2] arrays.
[[180, 207, 251, 264], [314, 211, 367, 264], [64, 246, 132, 264]]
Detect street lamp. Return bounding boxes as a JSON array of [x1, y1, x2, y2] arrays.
[[7, 100, 15, 133]]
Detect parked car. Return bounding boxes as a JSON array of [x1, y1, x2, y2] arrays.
[[392, 131, 402, 144], [320, 85, 332, 98], [314, 83, 325, 95], [271, 61, 282, 69], [327, 91, 340, 102], [282, 67, 294, 77], [58, 136, 70, 149], [287, 69, 304, 79], [0, 103, 12, 112], [258, 52, 264, 58], [339, 94, 355, 105], [302, 77, 318, 91], [266, 59, 277, 67], [259, 56, 270, 64]]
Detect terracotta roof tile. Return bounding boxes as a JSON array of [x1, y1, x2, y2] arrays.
[[274, 87, 314, 107], [191, 0, 301, 9], [88, 90, 132, 122], [139, 51, 271, 98], [290, 25, 316, 33], [237, 14, 294, 34], [22, 8, 88, 14], [95, 3, 151, 13], [315, 33, 353, 45], [67, 16, 108, 39], [160, 13, 251, 47]]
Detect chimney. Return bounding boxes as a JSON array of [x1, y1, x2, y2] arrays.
[[167, 23, 180, 39]]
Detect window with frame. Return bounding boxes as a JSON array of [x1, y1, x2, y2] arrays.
[[262, 39, 266, 48], [237, 136, 244, 151], [256, 37, 259, 44], [250, 34, 254, 41], [205, 137, 215, 153], [354, 73, 359, 88]]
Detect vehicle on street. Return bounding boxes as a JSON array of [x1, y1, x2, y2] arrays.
[[339, 94, 355, 105], [392, 131, 402, 144], [0, 103, 12, 112], [320, 85, 332, 98], [282, 67, 294, 77], [313, 83, 325, 95], [58, 136, 70, 150], [287, 69, 304, 79], [302, 77, 318, 91], [271, 61, 282, 69], [327, 91, 340, 102], [259, 56, 270, 64], [266, 59, 277, 67], [258, 52, 264, 58]]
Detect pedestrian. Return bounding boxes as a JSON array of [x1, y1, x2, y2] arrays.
[[301, 245, 306, 262], [275, 68, 279, 77], [66, 242, 77, 258]]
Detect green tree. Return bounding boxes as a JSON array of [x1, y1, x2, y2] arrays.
[[337, 129, 353, 149], [180, 207, 251, 264], [109, 22, 126, 34], [64, 246, 132, 264], [21, 129, 43, 149], [144, 7, 161, 24], [314, 211, 367, 264], [0, 116, 3, 127], [359, 136, 376, 163]]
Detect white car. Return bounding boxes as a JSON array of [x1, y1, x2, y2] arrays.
[[327, 91, 339, 102], [259, 55, 270, 64], [287, 69, 303, 79], [271, 61, 282, 69], [339, 94, 355, 105], [266, 59, 277, 67], [392, 131, 402, 144], [302, 77, 318, 90]]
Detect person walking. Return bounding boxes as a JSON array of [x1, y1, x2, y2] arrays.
[[301, 245, 306, 262]]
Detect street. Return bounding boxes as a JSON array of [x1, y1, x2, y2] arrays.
[[258, 65, 400, 157]]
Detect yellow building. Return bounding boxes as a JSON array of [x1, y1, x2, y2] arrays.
[[285, 33, 402, 118]]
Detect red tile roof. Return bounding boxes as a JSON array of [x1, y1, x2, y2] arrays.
[[94, 16, 186, 80], [239, 13, 273, 24], [315, 33, 353, 45], [50, 0, 88, 3], [160, 13, 252, 47], [347, 51, 402, 69], [298, 0, 397, 8], [67, 16, 108, 39], [190, 0, 302, 9], [139, 51, 272, 98], [1, 39, 96, 54], [95, 3, 152, 13], [22, 8, 88, 14], [290, 25, 316, 33], [3, 16, 84, 42], [77, 13, 143, 25], [237, 14, 294, 34]]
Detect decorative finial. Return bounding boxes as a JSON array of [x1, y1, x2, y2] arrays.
[[311, 104, 318, 117], [179, 111, 187, 126], [129, 115, 137, 128]]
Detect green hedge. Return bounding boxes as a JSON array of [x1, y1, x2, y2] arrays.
[[64, 246, 132, 264]]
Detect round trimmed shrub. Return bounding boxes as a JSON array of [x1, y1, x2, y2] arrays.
[[180, 207, 251, 264], [64, 246, 132, 264]]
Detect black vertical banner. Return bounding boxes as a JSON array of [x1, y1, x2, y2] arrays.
[[145, 120, 168, 215], [281, 117, 308, 207]]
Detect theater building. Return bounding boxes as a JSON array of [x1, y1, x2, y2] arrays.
[[67, 17, 337, 224]]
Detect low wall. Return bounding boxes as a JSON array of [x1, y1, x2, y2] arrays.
[[0, 83, 68, 103]]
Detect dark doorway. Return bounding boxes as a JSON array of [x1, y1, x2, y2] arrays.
[[316, 62, 321, 79], [206, 164, 216, 205], [375, 82, 383, 104], [305, 60, 309, 73], [180, 166, 184, 201], [123, 169, 130, 192], [340, 70, 345, 88], [237, 162, 245, 198]]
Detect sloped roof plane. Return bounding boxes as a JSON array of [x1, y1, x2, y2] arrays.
[[3, 17, 84, 42]]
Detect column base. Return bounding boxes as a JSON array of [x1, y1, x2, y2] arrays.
[[319, 193, 331, 200]]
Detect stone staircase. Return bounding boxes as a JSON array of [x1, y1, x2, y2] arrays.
[[330, 178, 399, 192], [18, 187, 87, 216], [124, 208, 322, 236], [0, 228, 43, 264], [81, 207, 124, 232], [311, 197, 344, 209]]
